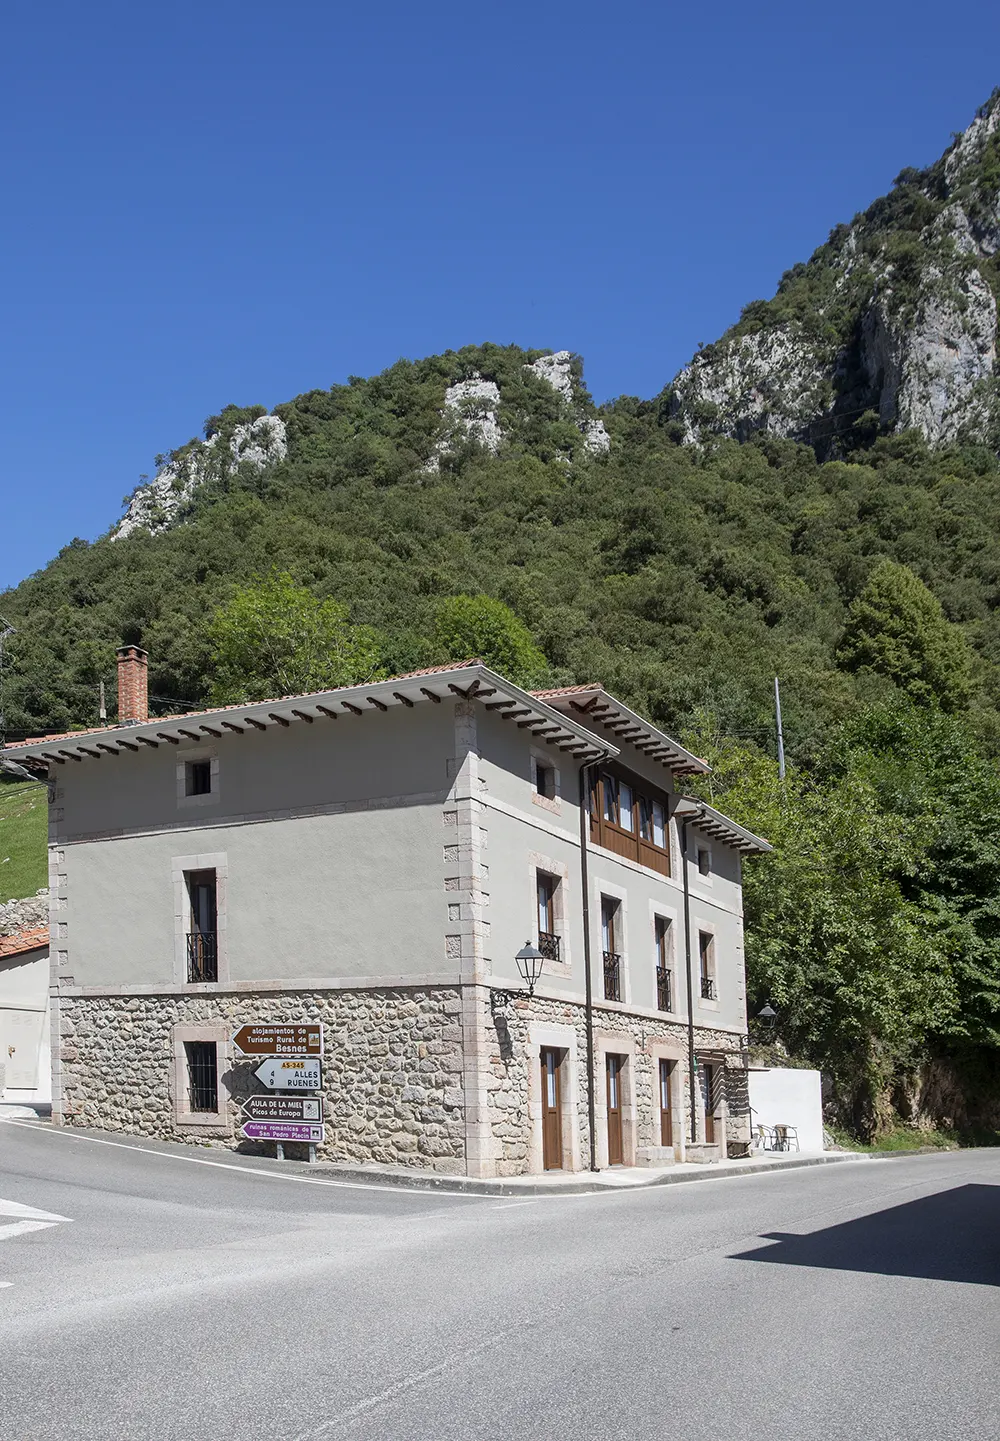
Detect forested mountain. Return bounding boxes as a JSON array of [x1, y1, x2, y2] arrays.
[[6, 94, 1000, 1140]]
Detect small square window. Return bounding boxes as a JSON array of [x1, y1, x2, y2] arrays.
[[698, 847, 711, 877], [186, 760, 212, 797], [535, 760, 556, 800]]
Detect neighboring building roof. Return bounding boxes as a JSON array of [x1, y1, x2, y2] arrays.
[[679, 801, 772, 855], [0, 926, 49, 959], [533, 684, 710, 777]]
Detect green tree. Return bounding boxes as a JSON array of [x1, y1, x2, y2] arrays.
[[206, 572, 384, 704], [433, 594, 548, 687], [836, 560, 974, 710], [698, 737, 954, 1138]]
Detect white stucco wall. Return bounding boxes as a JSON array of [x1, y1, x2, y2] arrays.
[[0, 947, 51, 1104], [748, 1067, 824, 1152]]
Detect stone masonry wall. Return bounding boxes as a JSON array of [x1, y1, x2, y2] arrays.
[[484, 994, 749, 1176], [58, 987, 468, 1173]]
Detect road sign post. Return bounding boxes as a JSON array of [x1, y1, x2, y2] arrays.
[[234, 1021, 325, 1163]]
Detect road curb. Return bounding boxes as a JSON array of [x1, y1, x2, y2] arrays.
[[289, 1150, 872, 1197]]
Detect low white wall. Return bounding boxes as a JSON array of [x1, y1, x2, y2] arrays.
[[0, 948, 52, 1107], [748, 1067, 824, 1152]]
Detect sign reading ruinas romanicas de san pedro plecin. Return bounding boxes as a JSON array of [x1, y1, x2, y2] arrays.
[[231, 1024, 324, 1056], [241, 1121, 324, 1144]]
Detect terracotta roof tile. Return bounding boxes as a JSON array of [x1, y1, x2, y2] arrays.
[[531, 684, 602, 699], [0, 925, 48, 958], [2, 659, 486, 753]]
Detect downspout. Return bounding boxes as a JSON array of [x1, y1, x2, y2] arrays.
[[579, 754, 611, 1173], [678, 809, 700, 1144]]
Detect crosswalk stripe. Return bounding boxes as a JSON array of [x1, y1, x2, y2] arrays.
[[0, 1220, 60, 1243], [0, 1199, 71, 1223]]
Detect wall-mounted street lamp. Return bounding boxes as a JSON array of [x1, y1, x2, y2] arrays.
[[490, 941, 544, 1015], [756, 1002, 778, 1034]]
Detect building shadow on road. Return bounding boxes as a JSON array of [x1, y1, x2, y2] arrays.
[[730, 1184, 1000, 1287]]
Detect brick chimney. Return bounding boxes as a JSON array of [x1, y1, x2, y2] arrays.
[[116, 644, 149, 725]]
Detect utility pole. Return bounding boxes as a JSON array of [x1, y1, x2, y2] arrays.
[[774, 675, 786, 795], [0, 617, 15, 749]]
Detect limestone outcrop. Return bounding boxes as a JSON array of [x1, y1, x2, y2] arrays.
[[668, 91, 1000, 453], [113, 414, 287, 540]]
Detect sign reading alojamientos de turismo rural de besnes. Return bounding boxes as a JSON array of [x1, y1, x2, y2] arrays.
[[254, 1056, 323, 1092], [232, 1023, 324, 1056], [241, 1121, 325, 1144], [241, 1095, 323, 1122]]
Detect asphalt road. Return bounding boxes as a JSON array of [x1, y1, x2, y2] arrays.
[[1, 1121, 998, 1441]]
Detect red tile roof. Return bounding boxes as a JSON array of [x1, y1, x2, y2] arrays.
[[531, 684, 602, 698], [2, 659, 485, 753], [0, 925, 48, 958]]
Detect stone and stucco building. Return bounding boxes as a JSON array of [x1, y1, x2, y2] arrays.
[[4, 648, 769, 1177]]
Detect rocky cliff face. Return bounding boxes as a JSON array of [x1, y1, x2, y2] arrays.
[[422, 351, 609, 472], [116, 349, 609, 537], [669, 91, 1000, 454], [114, 413, 288, 540]]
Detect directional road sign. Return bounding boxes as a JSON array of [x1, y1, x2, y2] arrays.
[[254, 1056, 323, 1092], [240, 1121, 324, 1144], [242, 1095, 322, 1122], [232, 1023, 323, 1056]]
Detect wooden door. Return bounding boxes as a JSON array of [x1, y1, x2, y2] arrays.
[[658, 1058, 673, 1147], [606, 1054, 624, 1165], [540, 1048, 563, 1171], [701, 1062, 716, 1144]]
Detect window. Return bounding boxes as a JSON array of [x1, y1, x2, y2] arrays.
[[536, 871, 560, 962], [602, 896, 621, 1001], [699, 931, 716, 1001], [185, 760, 212, 797], [534, 759, 556, 800], [185, 1041, 218, 1112], [592, 772, 670, 876], [186, 870, 218, 983], [697, 847, 711, 878], [655, 916, 672, 1011]]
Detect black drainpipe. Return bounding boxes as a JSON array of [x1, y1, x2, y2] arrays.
[[579, 756, 610, 1173], [680, 812, 698, 1144]]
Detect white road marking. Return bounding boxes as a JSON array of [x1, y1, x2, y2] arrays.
[[0, 1219, 60, 1243], [0, 1199, 71, 1222], [2, 1121, 483, 1200]]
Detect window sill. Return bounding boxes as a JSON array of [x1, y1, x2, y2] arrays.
[[174, 1112, 230, 1131], [177, 793, 221, 810], [531, 792, 561, 816], [698, 997, 720, 1012]]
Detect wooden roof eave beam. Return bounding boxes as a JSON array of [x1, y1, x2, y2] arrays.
[[291, 710, 315, 723]]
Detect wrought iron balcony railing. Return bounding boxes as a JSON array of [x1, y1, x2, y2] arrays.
[[656, 965, 672, 1012], [700, 974, 717, 1001], [603, 951, 621, 1002], [187, 931, 218, 984], [538, 930, 561, 963]]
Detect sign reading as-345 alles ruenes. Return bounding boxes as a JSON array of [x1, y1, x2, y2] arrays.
[[232, 1023, 323, 1056], [254, 1056, 323, 1092]]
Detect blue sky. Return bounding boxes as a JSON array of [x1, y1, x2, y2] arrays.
[[2, 1, 999, 589]]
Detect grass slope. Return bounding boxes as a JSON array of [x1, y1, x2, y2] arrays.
[[0, 780, 47, 905]]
